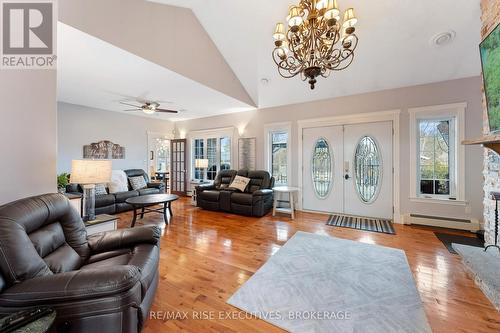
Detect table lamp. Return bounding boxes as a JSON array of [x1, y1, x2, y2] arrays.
[[195, 159, 209, 180], [70, 160, 112, 221]]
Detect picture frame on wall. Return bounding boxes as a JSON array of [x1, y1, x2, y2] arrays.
[[238, 137, 256, 170]]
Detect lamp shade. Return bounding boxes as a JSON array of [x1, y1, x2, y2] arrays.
[[195, 159, 209, 169], [70, 160, 112, 184], [342, 8, 357, 28]]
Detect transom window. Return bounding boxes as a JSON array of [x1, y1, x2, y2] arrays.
[[417, 119, 455, 197]]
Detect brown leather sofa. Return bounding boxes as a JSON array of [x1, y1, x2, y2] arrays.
[[196, 170, 274, 217], [0, 193, 160, 333]]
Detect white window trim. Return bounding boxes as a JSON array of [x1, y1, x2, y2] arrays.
[[187, 127, 235, 181], [264, 122, 292, 186], [409, 103, 466, 204]]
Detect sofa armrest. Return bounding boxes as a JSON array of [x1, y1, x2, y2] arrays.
[[195, 184, 215, 193], [0, 266, 140, 306], [66, 183, 82, 193], [252, 189, 273, 196], [147, 181, 165, 192], [88, 225, 161, 254]]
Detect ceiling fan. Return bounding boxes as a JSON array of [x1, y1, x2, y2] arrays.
[[120, 101, 178, 115]]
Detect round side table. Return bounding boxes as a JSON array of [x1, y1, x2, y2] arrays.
[[272, 186, 300, 219]]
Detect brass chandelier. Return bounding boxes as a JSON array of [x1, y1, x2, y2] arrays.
[[272, 0, 358, 89]]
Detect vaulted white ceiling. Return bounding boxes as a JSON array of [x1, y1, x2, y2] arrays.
[[150, 0, 482, 109], [58, 0, 482, 121], [57, 22, 254, 121]]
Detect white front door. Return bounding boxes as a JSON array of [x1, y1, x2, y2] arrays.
[[343, 121, 393, 219], [302, 121, 393, 219], [302, 126, 343, 213]]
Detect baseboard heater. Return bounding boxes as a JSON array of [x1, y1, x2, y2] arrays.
[[404, 214, 480, 232]]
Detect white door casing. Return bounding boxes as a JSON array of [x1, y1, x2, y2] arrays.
[[301, 120, 394, 220]]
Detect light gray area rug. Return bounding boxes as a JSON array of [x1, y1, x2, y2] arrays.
[[228, 232, 431, 333], [452, 243, 500, 311]]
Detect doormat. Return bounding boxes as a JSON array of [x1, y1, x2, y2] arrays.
[[434, 232, 484, 254], [326, 214, 395, 235]]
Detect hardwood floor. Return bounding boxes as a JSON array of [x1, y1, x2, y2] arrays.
[[117, 197, 500, 333]]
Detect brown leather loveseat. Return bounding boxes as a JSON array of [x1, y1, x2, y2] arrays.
[[0, 193, 160, 333], [196, 170, 275, 217]]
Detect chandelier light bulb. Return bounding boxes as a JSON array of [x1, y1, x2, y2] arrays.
[[273, 23, 286, 41], [287, 6, 303, 28], [342, 8, 357, 28], [316, 0, 328, 10], [143, 108, 155, 115]]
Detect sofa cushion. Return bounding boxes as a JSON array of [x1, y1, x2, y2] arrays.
[[246, 171, 272, 193], [138, 188, 159, 196], [129, 176, 147, 190], [108, 170, 129, 193], [214, 170, 237, 189], [95, 183, 108, 196], [199, 190, 220, 202], [229, 175, 251, 192], [231, 192, 253, 205], [115, 191, 139, 203], [95, 194, 115, 208]]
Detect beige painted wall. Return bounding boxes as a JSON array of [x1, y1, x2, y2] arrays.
[[59, 0, 254, 107], [0, 71, 57, 205], [57, 102, 174, 173], [175, 76, 484, 222]]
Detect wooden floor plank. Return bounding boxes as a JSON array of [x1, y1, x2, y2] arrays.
[[115, 197, 500, 333]]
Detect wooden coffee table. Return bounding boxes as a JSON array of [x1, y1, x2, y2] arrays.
[[126, 194, 179, 227]]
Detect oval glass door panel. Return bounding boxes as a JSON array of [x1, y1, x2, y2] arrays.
[[311, 138, 332, 198], [354, 136, 382, 203]]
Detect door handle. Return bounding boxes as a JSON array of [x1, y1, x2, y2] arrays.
[[344, 174, 351, 180]]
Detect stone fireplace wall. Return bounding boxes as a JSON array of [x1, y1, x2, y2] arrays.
[[481, 0, 500, 246]]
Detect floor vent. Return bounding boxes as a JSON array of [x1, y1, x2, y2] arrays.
[[404, 214, 480, 232]]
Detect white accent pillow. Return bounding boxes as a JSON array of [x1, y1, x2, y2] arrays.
[[129, 176, 147, 190], [229, 175, 251, 192], [108, 170, 129, 193]]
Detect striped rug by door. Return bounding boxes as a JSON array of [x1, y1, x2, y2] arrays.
[[326, 214, 396, 235]]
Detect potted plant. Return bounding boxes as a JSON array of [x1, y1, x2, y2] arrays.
[[57, 173, 69, 193]]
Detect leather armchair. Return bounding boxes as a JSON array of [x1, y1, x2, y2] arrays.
[[0, 193, 160, 333], [125, 169, 165, 194]]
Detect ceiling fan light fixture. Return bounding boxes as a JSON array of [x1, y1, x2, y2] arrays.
[[142, 107, 156, 115]]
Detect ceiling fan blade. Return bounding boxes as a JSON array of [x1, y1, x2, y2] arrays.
[[120, 101, 143, 108], [122, 109, 141, 112], [155, 108, 179, 114]]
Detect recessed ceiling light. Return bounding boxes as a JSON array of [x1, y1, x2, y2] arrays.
[[261, 78, 270, 85], [431, 30, 456, 47]]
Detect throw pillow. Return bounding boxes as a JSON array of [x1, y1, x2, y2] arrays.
[[95, 183, 108, 196], [129, 176, 147, 190], [229, 175, 251, 192], [108, 170, 129, 193]]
